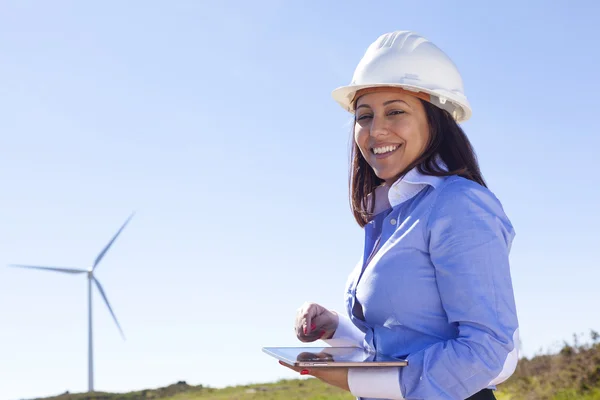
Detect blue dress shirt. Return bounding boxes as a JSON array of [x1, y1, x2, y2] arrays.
[[324, 167, 520, 400]]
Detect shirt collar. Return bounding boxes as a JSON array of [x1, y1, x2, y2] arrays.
[[387, 160, 446, 208]]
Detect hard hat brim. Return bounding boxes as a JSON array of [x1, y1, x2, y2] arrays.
[[331, 83, 472, 123]]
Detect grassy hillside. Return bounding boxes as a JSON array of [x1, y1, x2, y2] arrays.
[[30, 331, 600, 400], [37, 379, 352, 400], [496, 331, 600, 400]]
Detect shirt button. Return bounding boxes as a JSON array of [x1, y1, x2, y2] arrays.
[[390, 218, 397, 225]]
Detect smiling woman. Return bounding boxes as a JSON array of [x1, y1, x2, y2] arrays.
[[350, 87, 486, 227], [285, 31, 520, 400], [355, 93, 429, 178]]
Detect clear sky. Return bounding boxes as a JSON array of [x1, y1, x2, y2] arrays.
[[1, 1, 599, 399]]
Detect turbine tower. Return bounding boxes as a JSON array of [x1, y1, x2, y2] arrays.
[[9, 212, 134, 392]]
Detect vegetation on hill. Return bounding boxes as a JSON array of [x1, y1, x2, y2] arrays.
[[28, 331, 600, 400], [496, 330, 600, 400]]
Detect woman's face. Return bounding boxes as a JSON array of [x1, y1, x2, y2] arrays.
[[354, 90, 430, 185]]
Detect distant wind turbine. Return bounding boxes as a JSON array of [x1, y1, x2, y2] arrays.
[[8, 212, 135, 393]]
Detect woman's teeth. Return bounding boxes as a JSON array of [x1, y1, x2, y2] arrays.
[[373, 145, 399, 155]]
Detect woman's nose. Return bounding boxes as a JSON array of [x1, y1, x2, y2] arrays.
[[369, 115, 388, 138]]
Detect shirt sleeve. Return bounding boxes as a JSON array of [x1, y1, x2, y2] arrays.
[[395, 180, 520, 399], [348, 367, 405, 399], [321, 312, 366, 347]]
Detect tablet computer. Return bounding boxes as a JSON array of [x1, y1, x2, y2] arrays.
[[262, 346, 408, 368]]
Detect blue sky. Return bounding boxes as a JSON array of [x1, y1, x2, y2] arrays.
[[1, 1, 599, 399]]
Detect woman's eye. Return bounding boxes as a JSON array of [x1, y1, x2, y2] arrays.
[[356, 114, 372, 121], [388, 110, 405, 116]]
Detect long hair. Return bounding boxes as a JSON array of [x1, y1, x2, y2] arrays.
[[349, 99, 487, 227]]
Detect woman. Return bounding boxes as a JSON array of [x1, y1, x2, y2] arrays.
[[279, 31, 520, 400]]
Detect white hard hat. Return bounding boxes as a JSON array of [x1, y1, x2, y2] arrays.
[[332, 31, 472, 122]]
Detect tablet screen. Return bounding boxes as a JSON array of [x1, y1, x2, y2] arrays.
[[263, 346, 406, 365]]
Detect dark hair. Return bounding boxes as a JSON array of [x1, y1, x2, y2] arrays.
[[349, 99, 487, 227]]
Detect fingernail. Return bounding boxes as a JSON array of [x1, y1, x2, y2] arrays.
[[300, 369, 310, 375], [319, 330, 326, 338], [310, 323, 316, 332], [303, 326, 307, 335]]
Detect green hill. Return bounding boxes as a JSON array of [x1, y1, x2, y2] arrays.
[[28, 331, 600, 400]]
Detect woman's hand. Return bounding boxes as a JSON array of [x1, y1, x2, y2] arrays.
[[295, 302, 339, 342], [278, 361, 350, 392]]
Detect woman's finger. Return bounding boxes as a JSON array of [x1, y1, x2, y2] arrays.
[[278, 360, 300, 372], [305, 307, 314, 335], [278, 361, 311, 376]]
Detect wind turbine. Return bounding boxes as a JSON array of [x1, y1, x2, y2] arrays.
[[8, 212, 134, 393]]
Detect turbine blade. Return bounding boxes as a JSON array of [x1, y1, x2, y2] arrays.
[[8, 264, 87, 274], [93, 212, 135, 270], [93, 277, 125, 340]]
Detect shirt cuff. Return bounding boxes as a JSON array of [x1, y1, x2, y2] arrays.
[[348, 367, 404, 399], [321, 312, 365, 347]]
